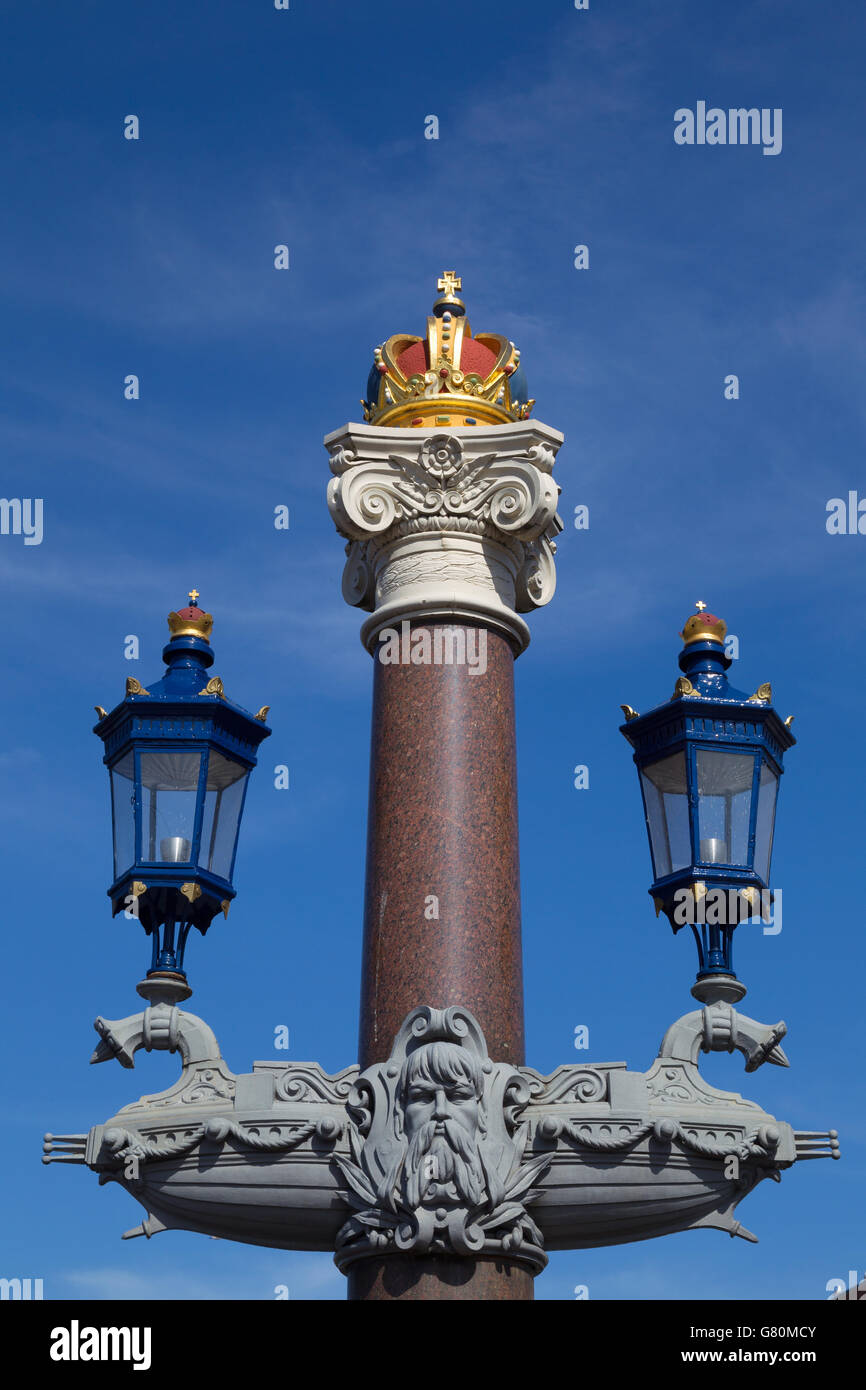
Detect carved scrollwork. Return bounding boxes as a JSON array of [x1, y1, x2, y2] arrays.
[[326, 444, 359, 475], [564, 1070, 610, 1103], [328, 470, 403, 536], [647, 1067, 717, 1107], [327, 430, 564, 645], [520, 1064, 612, 1106], [179, 1068, 234, 1104], [488, 479, 535, 531], [502, 1071, 535, 1131], [270, 1063, 360, 1107], [525, 441, 559, 474], [328, 434, 560, 547], [515, 525, 561, 611], [341, 540, 375, 609], [345, 1074, 376, 1139]]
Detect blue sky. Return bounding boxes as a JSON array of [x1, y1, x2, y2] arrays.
[[1, 0, 863, 1300]]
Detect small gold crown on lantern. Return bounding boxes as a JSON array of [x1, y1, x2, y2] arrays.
[[168, 589, 214, 641], [680, 600, 727, 646], [361, 272, 535, 429]]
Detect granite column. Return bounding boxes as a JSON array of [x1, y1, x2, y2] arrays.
[[326, 420, 563, 1299]]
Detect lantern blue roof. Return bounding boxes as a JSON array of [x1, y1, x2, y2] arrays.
[[620, 634, 795, 769], [95, 603, 271, 763]]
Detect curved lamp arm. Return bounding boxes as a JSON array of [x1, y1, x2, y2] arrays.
[[90, 1003, 222, 1070], [659, 1001, 789, 1073]]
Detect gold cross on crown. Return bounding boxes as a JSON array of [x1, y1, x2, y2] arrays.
[[189, 588, 200, 606], [437, 271, 462, 298], [695, 600, 707, 612]]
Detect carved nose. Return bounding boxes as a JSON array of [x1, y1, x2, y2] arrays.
[[433, 1089, 449, 1121]]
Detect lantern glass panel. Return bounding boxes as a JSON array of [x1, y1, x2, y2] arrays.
[[753, 760, 778, 884], [198, 751, 248, 881], [110, 751, 136, 878], [139, 750, 203, 863], [696, 749, 754, 866], [641, 752, 690, 878]]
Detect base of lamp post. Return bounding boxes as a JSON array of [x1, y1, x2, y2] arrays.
[[346, 1256, 535, 1301], [49, 996, 839, 1288]]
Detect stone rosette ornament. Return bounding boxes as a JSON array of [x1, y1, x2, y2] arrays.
[[333, 1006, 551, 1273]]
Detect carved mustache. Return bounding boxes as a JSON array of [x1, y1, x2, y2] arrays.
[[412, 1118, 476, 1158], [403, 1121, 484, 1207]]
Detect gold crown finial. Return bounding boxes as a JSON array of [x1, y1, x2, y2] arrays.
[[680, 604, 727, 646], [362, 273, 533, 428], [168, 593, 214, 642]]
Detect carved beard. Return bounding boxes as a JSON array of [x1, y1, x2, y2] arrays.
[[402, 1119, 485, 1209]]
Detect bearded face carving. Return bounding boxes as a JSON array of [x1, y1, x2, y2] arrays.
[[399, 1041, 486, 1209], [333, 1006, 550, 1273]]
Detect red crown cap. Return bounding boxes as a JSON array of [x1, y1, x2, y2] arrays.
[[680, 604, 727, 646], [362, 272, 534, 429]]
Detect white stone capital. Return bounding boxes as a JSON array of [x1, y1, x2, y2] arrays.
[[325, 421, 564, 654]]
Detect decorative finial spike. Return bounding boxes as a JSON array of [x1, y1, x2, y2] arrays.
[[432, 270, 466, 318], [437, 271, 462, 298], [189, 588, 200, 606]]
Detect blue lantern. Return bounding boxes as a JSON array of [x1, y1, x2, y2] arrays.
[[94, 593, 271, 983], [620, 604, 794, 981]]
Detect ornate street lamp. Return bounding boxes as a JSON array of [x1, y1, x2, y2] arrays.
[[620, 603, 795, 985], [44, 282, 839, 1304], [93, 593, 271, 988]]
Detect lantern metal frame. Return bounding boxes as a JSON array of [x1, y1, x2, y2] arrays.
[[94, 600, 270, 980], [620, 610, 795, 979]]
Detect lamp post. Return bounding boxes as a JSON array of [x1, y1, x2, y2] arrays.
[[44, 281, 839, 1302], [325, 273, 562, 1297], [93, 594, 270, 999], [620, 604, 794, 1001]]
